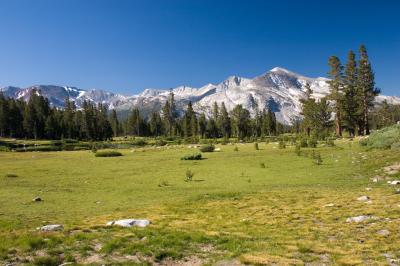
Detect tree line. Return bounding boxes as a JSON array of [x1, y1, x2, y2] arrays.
[[0, 89, 282, 140], [0, 92, 113, 140]]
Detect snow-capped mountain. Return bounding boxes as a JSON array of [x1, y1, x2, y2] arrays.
[[1, 67, 399, 124]]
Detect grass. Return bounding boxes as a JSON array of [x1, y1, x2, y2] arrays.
[[0, 140, 399, 264]]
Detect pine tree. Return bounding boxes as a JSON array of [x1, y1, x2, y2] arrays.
[[300, 83, 315, 136], [109, 109, 119, 137], [183, 101, 195, 137], [327, 56, 344, 137], [0, 93, 9, 137], [149, 112, 163, 136], [266, 108, 276, 136], [231, 104, 250, 140], [357, 44, 380, 135], [219, 102, 231, 139], [342, 50, 360, 136], [198, 113, 207, 138]]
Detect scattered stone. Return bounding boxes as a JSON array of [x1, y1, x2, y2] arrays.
[[357, 195, 370, 201], [346, 215, 377, 223], [395, 189, 400, 194], [32, 197, 42, 202], [383, 163, 400, 176], [106, 219, 150, 228], [214, 148, 221, 151], [389, 180, 400, 185], [365, 187, 372, 191], [372, 175, 384, 182], [323, 203, 335, 207], [37, 224, 63, 231], [377, 229, 390, 236]]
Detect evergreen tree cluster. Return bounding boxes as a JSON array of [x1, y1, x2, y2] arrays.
[[301, 45, 382, 137], [0, 89, 114, 140], [124, 91, 281, 140]]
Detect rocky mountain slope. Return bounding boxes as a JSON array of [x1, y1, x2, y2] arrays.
[[1, 67, 399, 124]]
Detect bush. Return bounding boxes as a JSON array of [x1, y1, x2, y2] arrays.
[[326, 138, 335, 147], [361, 125, 400, 150], [199, 144, 215, 152], [278, 141, 286, 149], [132, 139, 147, 146], [307, 138, 317, 148], [181, 153, 202, 160], [254, 142, 259, 150], [391, 142, 400, 150], [234, 146, 239, 152], [313, 152, 323, 165], [155, 139, 167, 146], [4, 173, 18, 178], [16, 146, 61, 152], [94, 150, 123, 157], [300, 138, 308, 148], [260, 162, 265, 168], [185, 169, 194, 182], [295, 144, 301, 156]]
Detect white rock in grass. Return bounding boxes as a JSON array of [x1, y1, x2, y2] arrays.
[[37, 224, 63, 231], [106, 219, 150, 228], [357, 196, 370, 201], [377, 229, 390, 236], [389, 180, 400, 185], [346, 215, 377, 223], [365, 187, 372, 191], [323, 203, 335, 207], [215, 148, 221, 151]]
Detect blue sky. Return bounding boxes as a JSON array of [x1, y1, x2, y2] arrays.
[[0, 0, 399, 95]]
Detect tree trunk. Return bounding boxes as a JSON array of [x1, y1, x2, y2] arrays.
[[364, 97, 370, 135]]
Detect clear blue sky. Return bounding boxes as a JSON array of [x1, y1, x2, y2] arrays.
[[0, 0, 399, 95]]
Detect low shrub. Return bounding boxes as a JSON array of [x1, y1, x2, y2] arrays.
[[181, 153, 202, 160], [300, 138, 308, 148], [295, 144, 301, 156], [254, 142, 259, 150], [307, 138, 317, 148], [94, 150, 123, 157], [4, 173, 18, 178], [313, 152, 323, 165], [326, 138, 335, 147], [132, 139, 147, 147], [155, 139, 167, 146], [199, 144, 215, 152], [391, 142, 400, 150], [234, 146, 239, 152], [260, 162, 265, 168], [185, 169, 194, 181], [278, 141, 286, 149], [16, 146, 61, 152], [361, 125, 400, 150]]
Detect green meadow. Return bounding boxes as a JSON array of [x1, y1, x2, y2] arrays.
[[0, 140, 399, 265]]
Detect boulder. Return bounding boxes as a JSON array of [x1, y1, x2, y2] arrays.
[[357, 196, 370, 201], [32, 197, 42, 202], [37, 224, 63, 231], [346, 215, 377, 223], [389, 180, 400, 185], [215, 148, 221, 151], [106, 219, 150, 228]]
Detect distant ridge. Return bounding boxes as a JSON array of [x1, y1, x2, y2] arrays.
[[1, 67, 399, 125]]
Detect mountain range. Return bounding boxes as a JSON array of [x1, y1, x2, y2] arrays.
[[1, 67, 399, 125]]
